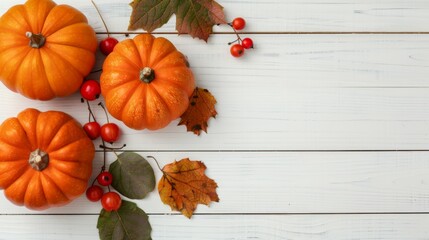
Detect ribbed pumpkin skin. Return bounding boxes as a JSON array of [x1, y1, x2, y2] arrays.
[[100, 34, 195, 130], [0, 0, 97, 100], [0, 109, 95, 210]]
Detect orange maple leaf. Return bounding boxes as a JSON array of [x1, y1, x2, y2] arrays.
[[158, 158, 219, 218], [179, 87, 217, 135]]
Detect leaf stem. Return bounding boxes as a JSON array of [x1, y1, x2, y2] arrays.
[[147, 156, 163, 172], [91, 0, 110, 37]]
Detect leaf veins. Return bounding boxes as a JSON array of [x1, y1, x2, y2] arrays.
[[158, 158, 219, 218], [129, 0, 226, 41], [178, 87, 217, 135]]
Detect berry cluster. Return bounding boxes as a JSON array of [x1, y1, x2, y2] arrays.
[[228, 17, 254, 58], [80, 79, 124, 212], [80, 81, 120, 143], [86, 171, 122, 211], [83, 1, 121, 144], [85, 134, 125, 212], [79, 1, 125, 213]]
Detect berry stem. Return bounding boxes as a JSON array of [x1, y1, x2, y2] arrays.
[[86, 100, 97, 122], [98, 102, 110, 123], [99, 144, 124, 161], [228, 23, 243, 44], [91, 176, 98, 186], [91, 0, 110, 37], [90, 69, 103, 74], [228, 38, 240, 45], [101, 139, 107, 171], [99, 144, 127, 151]]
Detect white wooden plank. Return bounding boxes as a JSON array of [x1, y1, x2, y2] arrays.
[[0, 152, 428, 214], [0, 214, 428, 239], [0, 0, 426, 238], [1, 0, 429, 32], [0, 35, 429, 150]]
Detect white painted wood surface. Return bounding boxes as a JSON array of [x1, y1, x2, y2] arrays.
[[1, 214, 429, 239], [0, 0, 428, 239], [4, 34, 429, 150], [2, 152, 429, 214], [4, 0, 429, 33]]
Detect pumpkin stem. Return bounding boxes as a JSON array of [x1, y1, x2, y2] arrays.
[[140, 67, 155, 83], [26, 32, 46, 48], [29, 149, 49, 171]]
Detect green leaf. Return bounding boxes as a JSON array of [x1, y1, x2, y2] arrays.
[[109, 152, 155, 199], [97, 200, 152, 240], [128, 0, 226, 41]]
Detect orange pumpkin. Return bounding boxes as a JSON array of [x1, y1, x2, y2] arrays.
[[100, 34, 195, 130], [0, 108, 95, 210], [0, 0, 97, 100]]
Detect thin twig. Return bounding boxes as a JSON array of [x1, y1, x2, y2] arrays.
[[227, 23, 243, 45], [86, 100, 97, 122], [91, 0, 110, 37], [98, 102, 110, 122], [101, 139, 107, 171]]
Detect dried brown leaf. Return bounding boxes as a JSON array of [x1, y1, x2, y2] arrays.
[[158, 158, 219, 218], [179, 87, 217, 135]]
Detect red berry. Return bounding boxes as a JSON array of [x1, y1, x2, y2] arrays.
[[232, 17, 246, 30], [230, 44, 245, 58], [101, 192, 122, 211], [86, 185, 104, 202], [100, 37, 118, 56], [80, 80, 101, 101], [241, 38, 254, 49], [97, 171, 113, 186], [100, 123, 120, 143], [83, 122, 101, 140]]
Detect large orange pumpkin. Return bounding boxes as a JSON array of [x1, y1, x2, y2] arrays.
[[0, 108, 95, 210], [0, 0, 97, 100], [100, 34, 195, 130]]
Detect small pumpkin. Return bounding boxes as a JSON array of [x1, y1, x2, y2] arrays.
[[0, 0, 97, 100], [0, 108, 95, 210], [100, 34, 195, 130]]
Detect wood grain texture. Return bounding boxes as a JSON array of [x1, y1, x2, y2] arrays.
[[0, 214, 428, 240], [0, 152, 428, 214], [1, 34, 429, 150], [0, 0, 428, 239], [2, 0, 429, 32]]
